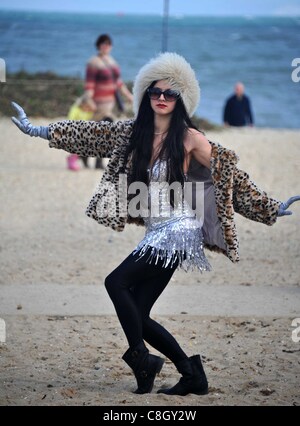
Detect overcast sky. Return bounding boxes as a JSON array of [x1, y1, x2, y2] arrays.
[[1, 0, 300, 16]]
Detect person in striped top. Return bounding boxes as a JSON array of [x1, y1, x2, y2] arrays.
[[85, 34, 133, 122]]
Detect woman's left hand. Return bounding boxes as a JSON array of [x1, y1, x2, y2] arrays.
[[278, 196, 300, 216]]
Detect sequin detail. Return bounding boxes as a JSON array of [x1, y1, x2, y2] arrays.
[[133, 160, 211, 272]]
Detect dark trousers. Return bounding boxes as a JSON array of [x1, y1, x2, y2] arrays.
[[105, 251, 188, 364]]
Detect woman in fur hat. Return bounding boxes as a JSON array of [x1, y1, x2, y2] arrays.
[[11, 52, 299, 397]]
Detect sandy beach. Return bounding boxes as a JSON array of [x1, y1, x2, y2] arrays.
[[0, 117, 300, 406]]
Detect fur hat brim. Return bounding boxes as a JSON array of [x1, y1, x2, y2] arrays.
[[133, 52, 200, 117]]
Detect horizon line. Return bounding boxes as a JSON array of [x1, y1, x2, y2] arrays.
[[0, 8, 300, 18]]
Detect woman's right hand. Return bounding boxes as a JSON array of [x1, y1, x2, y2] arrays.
[[11, 102, 49, 140]]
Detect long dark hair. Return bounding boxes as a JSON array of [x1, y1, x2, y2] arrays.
[[126, 81, 198, 188]]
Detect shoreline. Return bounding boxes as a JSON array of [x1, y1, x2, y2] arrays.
[[3, 72, 299, 131]]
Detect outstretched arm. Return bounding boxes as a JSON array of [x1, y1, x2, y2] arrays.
[[233, 168, 300, 223], [11, 102, 134, 158], [278, 196, 300, 216], [233, 168, 281, 225]]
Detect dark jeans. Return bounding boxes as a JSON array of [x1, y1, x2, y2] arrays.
[[105, 251, 188, 364]]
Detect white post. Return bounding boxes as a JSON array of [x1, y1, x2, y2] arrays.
[[0, 318, 6, 343], [0, 58, 6, 83], [162, 0, 170, 52]]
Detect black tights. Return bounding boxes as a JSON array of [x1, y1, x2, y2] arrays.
[[104, 251, 188, 364]]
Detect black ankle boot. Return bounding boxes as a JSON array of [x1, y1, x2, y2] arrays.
[[122, 342, 164, 394], [157, 354, 208, 396]]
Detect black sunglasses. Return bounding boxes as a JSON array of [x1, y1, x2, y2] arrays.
[[147, 87, 180, 102]]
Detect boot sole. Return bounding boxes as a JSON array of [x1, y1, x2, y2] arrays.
[[192, 387, 209, 396], [157, 386, 209, 396]]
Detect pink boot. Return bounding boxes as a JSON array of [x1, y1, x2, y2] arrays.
[[67, 154, 80, 171]]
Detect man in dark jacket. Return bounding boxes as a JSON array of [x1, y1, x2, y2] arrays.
[[223, 82, 254, 127]]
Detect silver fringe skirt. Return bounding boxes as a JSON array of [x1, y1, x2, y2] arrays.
[[133, 158, 211, 272], [133, 216, 211, 273]]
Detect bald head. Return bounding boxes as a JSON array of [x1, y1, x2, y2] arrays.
[[235, 82, 245, 98]]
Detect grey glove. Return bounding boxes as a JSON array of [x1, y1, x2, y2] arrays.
[[11, 102, 49, 140], [278, 196, 300, 216]]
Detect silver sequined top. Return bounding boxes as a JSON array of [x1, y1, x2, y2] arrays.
[[133, 160, 211, 272]]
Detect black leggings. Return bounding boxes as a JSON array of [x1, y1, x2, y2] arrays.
[[104, 251, 188, 364]]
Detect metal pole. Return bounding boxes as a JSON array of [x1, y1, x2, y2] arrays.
[[162, 0, 169, 52]]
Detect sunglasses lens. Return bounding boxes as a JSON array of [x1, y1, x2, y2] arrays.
[[148, 88, 161, 100], [147, 88, 179, 102], [164, 90, 179, 101]]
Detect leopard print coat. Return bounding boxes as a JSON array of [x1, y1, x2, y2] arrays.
[[48, 119, 281, 263]]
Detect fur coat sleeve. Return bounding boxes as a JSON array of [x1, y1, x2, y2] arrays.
[[233, 168, 281, 225], [48, 119, 134, 158]]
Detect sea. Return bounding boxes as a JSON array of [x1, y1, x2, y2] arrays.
[[0, 10, 300, 128]]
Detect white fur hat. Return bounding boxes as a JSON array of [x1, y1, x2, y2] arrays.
[[133, 52, 200, 117]]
